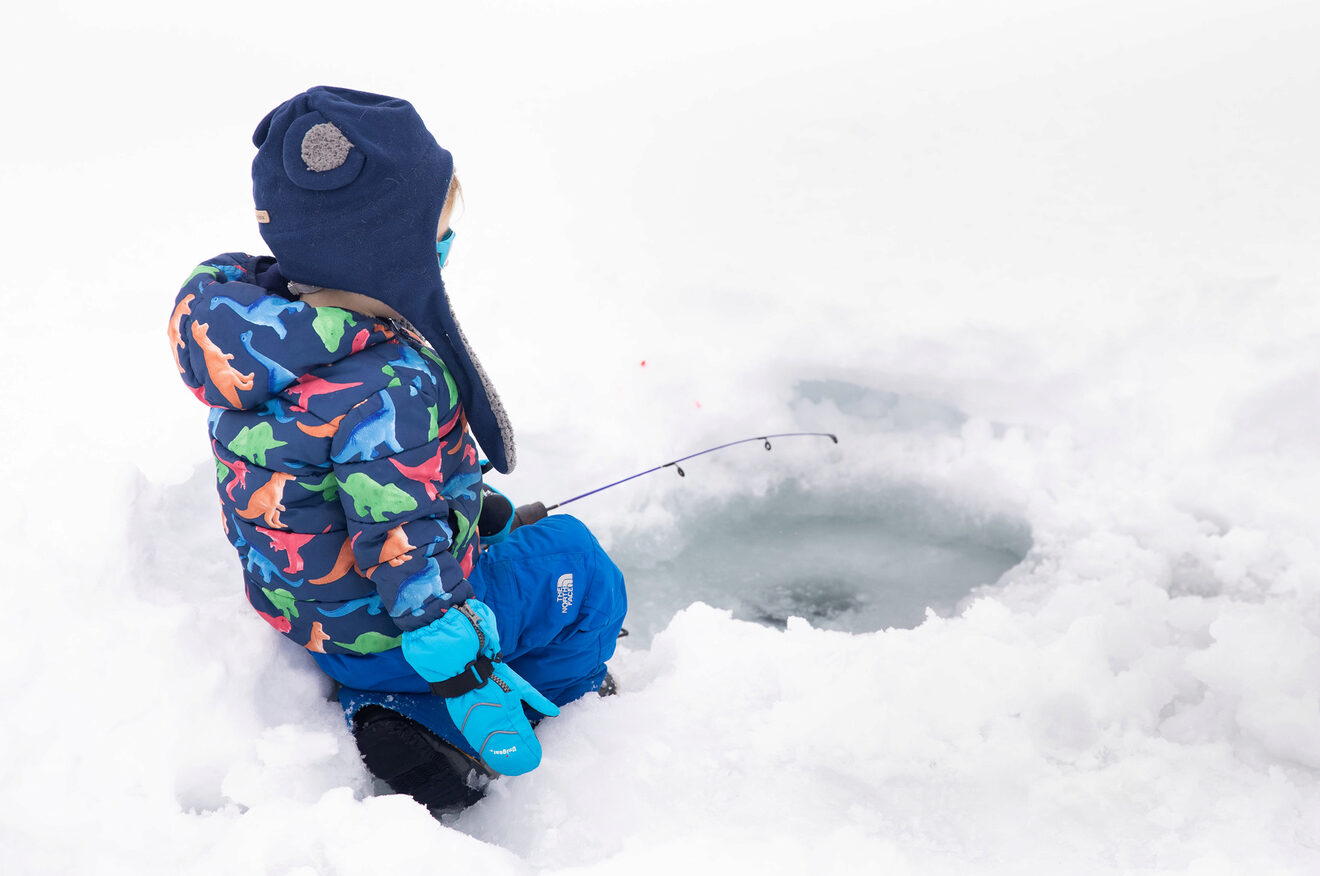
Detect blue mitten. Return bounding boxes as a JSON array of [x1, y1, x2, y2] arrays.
[[401, 600, 560, 775]]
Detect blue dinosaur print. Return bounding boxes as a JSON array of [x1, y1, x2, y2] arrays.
[[338, 390, 404, 461], [316, 594, 385, 617], [245, 546, 304, 588], [256, 398, 299, 423], [391, 559, 453, 617], [440, 471, 482, 502], [228, 513, 249, 550], [219, 264, 245, 281], [241, 330, 298, 388], [387, 343, 430, 377], [210, 295, 304, 339]]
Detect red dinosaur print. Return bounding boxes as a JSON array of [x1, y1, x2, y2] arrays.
[[168, 293, 195, 374], [214, 447, 250, 501], [286, 374, 363, 411], [296, 414, 345, 439], [257, 525, 317, 574], [351, 328, 371, 353], [459, 542, 475, 577], [256, 609, 292, 633], [436, 407, 462, 438], [192, 321, 254, 407], [389, 445, 447, 501], [310, 533, 361, 585], [236, 471, 295, 528], [306, 621, 330, 653], [226, 458, 249, 500]]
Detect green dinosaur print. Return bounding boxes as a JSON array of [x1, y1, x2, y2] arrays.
[[216, 459, 229, 485], [427, 404, 439, 442], [312, 307, 358, 353], [453, 508, 472, 549], [228, 422, 288, 467], [262, 587, 299, 620], [299, 474, 339, 502], [382, 364, 402, 389], [184, 264, 221, 285], [440, 361, 458, 408], [419, 347, 459, 408], [334, 631, 401, 654], [337, 472, 419, 522]]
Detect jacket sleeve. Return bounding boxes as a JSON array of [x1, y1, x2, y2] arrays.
[[329, 378, 477, 633]]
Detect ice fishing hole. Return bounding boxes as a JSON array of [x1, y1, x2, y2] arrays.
[[610, 479, 1031, 643]]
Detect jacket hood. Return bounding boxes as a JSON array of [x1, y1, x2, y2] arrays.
[[169, 252, 397, 412]]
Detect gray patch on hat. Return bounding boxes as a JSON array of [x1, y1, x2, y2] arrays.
[[301, 122, 353, 172]]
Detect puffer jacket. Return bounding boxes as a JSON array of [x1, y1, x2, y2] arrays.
[[168, 252, 482, 656]]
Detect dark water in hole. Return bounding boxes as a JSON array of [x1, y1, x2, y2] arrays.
[[609, 479, 1031, 644]]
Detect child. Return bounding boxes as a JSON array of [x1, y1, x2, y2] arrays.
[[168, 85, 627, 809]]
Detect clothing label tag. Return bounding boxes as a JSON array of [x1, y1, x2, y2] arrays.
[[255, 209, 271, 223]]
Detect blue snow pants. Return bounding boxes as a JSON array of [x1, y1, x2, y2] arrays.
[[315, 515, 627, 755]]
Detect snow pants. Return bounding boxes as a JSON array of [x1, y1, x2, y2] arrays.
[[316, 514, 627, 754]]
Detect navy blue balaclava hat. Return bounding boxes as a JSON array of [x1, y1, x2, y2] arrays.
[[251, 85, 515, 473]]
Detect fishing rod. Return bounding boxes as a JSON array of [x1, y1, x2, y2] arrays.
[[545, 431, 839, 511]]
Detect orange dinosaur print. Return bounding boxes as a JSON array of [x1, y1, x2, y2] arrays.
[[447, 412, 469, 456], [191, 321, 254, 407], [380, 525, 417, 568], [257, 525, 317, 573], [168, 293, 195, 374], [306, 621, 330, 653], [310, 534, 360, 585], [296, 414, 345, 438], [236, 471, 295, 528]]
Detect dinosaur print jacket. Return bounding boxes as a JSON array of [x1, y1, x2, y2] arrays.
[[169, 253, 482, 656]]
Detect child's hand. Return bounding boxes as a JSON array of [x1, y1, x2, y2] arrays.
[[401, 600, 560, 775], [444, 662, 559, 775]]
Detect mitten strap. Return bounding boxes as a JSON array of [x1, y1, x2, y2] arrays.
[[428, 654, 497, 697]]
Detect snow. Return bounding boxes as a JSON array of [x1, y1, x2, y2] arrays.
[[3, 0, 1320, 872]]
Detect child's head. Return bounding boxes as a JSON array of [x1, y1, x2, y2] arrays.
[[251, 86, 453, 298], [251, 86, 517, 474]]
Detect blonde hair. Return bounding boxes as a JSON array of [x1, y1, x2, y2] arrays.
[[440, 174, 464, 232]]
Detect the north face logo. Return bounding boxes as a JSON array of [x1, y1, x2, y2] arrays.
[[556, 574, 574, 614]]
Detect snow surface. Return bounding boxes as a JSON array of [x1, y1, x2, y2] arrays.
[[3, 0, 1320, 872]]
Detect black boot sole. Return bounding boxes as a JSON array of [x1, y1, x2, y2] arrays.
[[352, 705, 490, 811]]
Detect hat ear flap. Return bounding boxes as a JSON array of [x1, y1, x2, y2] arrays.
[[282, 112, 366, 191], [252, 108, 276, 148]]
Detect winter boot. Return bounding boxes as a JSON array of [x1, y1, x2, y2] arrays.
[[351, 705, 490, 811]]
